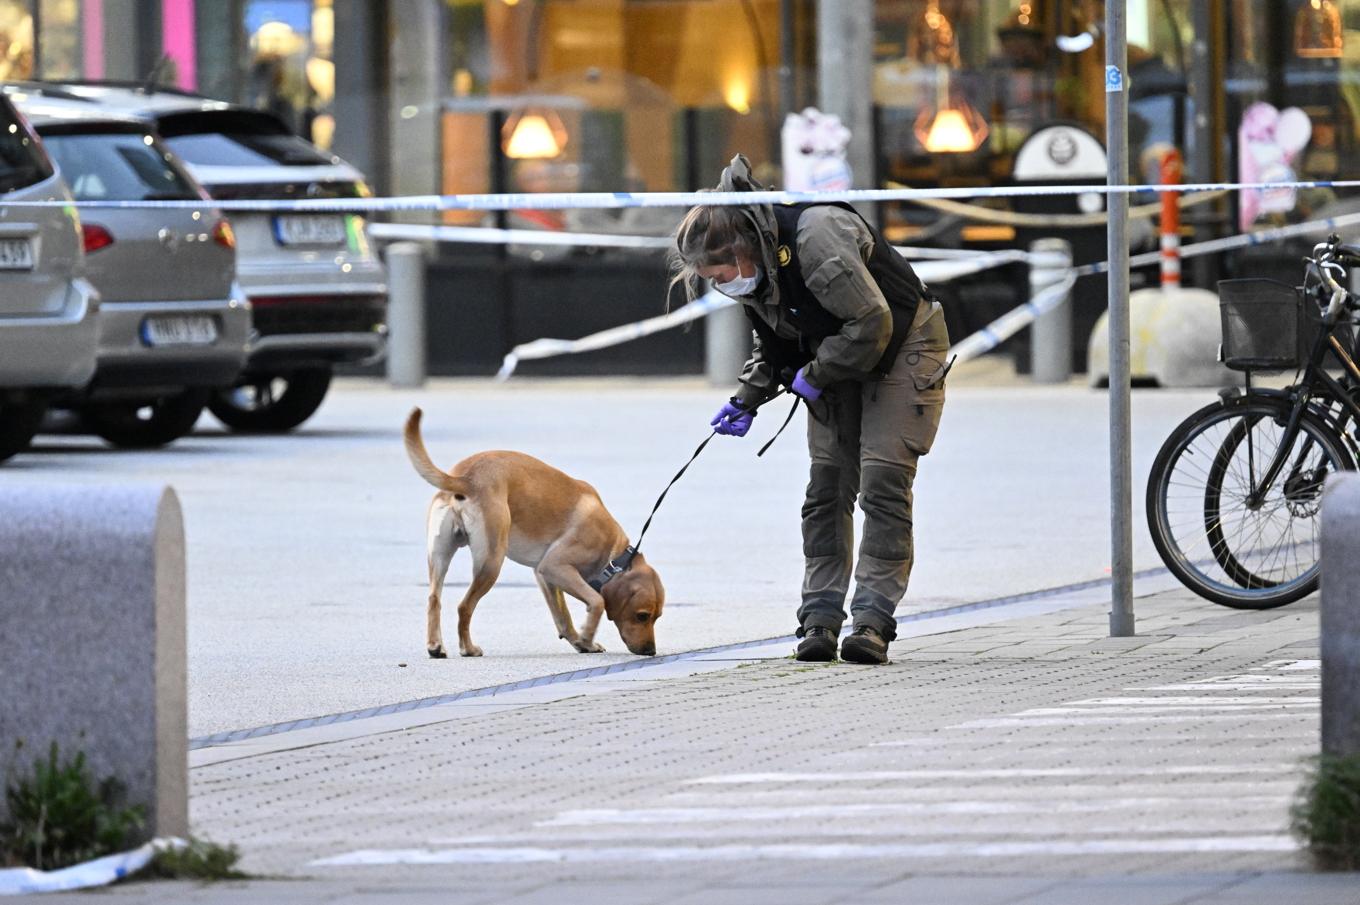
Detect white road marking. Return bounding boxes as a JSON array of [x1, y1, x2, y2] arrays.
[[685, 765, 1300, 784], [535, 797, 1291, 827], [956, 713, 1313, 729], [312, 835, 1297, 867]]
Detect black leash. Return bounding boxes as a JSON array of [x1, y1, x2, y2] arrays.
[[588, 389, 800, 591]]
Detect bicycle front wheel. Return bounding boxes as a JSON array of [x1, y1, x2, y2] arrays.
[[1147, 398, 1353, 608]]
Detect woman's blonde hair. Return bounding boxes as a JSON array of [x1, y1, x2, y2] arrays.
[[666, 203, 760, 309]]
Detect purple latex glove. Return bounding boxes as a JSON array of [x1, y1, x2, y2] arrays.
[[710, 400, 755, 437], [791, 367, 822, 401]]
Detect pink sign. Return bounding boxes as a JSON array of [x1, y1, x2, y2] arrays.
[[1238, 102, 1312, 231]]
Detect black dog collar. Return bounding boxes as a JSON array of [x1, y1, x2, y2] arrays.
[[588, 545, 638, 592]]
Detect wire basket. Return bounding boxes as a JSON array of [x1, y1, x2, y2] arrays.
[[1217, 279, 1312, 372]]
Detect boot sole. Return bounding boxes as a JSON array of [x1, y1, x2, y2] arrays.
[[839, 640, 888, 664]]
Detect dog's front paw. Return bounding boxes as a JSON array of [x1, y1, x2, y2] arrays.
[[573, 638, 605, 653], [428, 645, 448, 659], [460, 643, 484, 657]]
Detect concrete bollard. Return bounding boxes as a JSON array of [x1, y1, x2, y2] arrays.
[[1029, 238, 1074, 384], [0, 484, 187, 840], [386, 241, 428, 389], [705, 300, 751, 386], [1322, 473, 1360, 757]]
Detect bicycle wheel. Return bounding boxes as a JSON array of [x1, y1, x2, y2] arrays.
[[1147, 397, 1353, 608]]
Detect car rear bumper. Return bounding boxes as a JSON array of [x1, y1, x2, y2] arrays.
[[0, 278, 99, 389], [93, 296, 252, 390], [242, 290, 389, 370]]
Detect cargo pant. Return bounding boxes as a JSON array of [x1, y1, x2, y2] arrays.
[[796, 300, 949, 640]]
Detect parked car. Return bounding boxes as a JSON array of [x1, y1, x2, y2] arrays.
[[29, 81, 388, 433], [9, 88, 252, 448], [0, 92, 99, 462]]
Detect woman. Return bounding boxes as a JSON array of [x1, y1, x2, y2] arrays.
[[670, 155, 949, 664]]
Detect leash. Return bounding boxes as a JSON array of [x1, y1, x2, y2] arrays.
[[588, 389, 800, 591]]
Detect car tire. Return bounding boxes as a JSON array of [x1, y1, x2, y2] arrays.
[[0, 401, 46, 463], [208, 368, 333, 434], [85, 389, 209, 449]]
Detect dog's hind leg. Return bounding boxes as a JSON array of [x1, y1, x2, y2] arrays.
[[455, 501, 508, 657], [536, 575, 582, 649], [426, 501, 462, 658]]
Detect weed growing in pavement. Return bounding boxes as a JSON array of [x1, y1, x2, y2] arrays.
[[146, 837, 248, 881], [0, 741, 144, 870], [1292, 754, 1360, 870]]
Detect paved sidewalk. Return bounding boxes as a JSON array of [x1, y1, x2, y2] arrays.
[[62, 585, 1357, 904]]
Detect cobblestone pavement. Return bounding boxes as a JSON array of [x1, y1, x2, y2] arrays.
[[56, 585, 1359, 904]]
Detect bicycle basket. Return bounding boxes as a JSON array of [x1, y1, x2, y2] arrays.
[[1217, 279, 1307, 372]]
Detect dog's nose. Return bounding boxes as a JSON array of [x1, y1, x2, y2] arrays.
[[638, 643, 656, 656]]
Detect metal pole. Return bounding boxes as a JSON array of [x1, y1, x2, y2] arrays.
[[1106, 4, 1136, 637], [1029, 238, 1073, 384], [386, 241, 427, 388], [779, 0, 797, 120], [706, 303, 751, 386]]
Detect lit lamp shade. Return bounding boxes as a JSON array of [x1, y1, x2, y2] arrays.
[[915, 102, 989, 154], [503, 111, 566, 159], [1295, 0, 1343, 59]]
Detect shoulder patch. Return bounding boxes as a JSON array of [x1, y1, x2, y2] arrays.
[[777, 245, 793, 267]]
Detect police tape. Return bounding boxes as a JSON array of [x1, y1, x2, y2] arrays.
[[494, 251, 1029, 379], [947, 274, 1079, 364], [1072, 208, 1360, 277], [7, 177, 1360, 212], [0, 838, 185, 895]]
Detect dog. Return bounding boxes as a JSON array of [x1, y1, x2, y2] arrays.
[[404, 407, 664, 658]]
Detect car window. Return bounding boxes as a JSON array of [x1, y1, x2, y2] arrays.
[[156, 110, 334, 168], [41, 132, 200, 201], [0, 99, 54, 194]]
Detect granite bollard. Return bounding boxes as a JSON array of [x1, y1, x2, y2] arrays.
[[1322, 472, 1360, 757], [0, 484, 187, 839]]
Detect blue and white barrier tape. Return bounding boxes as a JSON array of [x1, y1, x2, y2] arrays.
[[0, 837, 185, 895], [4, 177, 1360, 212], [369, 222, 673, 250], [948, 274, 1079, 364], [494, 252, 1026, 379]]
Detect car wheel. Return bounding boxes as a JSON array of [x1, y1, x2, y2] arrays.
[[85, 389, 209, 449], [208, 368, 333, 434], [0, 401, 46, 463]]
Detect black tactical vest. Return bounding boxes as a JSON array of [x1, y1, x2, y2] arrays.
[[745, 202, 926, 381]]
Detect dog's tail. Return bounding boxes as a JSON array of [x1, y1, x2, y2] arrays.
[[404, 408, 471, 496]]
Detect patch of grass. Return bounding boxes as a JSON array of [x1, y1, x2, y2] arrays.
[[1, 741, 144, 871], [1292, 753, 1360, 870], [147, 838, 248, 881]]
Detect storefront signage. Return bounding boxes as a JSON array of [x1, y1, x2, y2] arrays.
[[1238, 102, 1312, 231], [1013, 125, 1107, 182]]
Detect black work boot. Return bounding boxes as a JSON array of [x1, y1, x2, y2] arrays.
[[795, 625, 838, 662], [840, 625, 889, 664]]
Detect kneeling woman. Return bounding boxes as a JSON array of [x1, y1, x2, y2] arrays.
[[669, 155, 949, 664]]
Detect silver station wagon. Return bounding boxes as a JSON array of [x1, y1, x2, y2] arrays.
[[11, 89, 252, 448], [0, 92, 98, 462], [37, 82, 388, 433]]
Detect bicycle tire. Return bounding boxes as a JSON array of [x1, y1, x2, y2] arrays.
[[1147, 396, 1353, 608]]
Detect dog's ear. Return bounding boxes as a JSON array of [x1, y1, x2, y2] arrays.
[[600, 572, 640, 622]]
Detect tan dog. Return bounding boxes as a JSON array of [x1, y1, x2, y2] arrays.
[[404, 408, 664, 658]]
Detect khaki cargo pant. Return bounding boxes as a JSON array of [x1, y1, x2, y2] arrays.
[[797, 300, 949, 640]]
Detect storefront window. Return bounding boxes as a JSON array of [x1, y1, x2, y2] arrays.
[[441, 0, 794, 230], [242, 0, 335, 148], [1227, 0, 1360, 231], [0, 0, 34, 80]]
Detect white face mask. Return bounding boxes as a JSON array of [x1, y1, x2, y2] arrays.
[[713, 265, 762, 298]]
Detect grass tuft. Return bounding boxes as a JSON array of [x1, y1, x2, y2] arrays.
[[147, 837, 249, 881], [1, 741, 144, 871], [1292, 753, 1360, 871]]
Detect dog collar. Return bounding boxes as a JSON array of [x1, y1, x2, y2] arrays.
[[588, 545, 638, 592]]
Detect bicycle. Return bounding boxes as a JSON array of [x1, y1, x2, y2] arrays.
[[1146, 235, 1360, 609]]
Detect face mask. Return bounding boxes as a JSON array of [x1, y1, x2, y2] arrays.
[[713, 265, 762, 298]]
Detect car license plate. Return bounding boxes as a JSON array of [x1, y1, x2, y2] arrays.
[[274, 215, 346, 246], [141, 315, 218, 347], [0, 237, 34, 270]]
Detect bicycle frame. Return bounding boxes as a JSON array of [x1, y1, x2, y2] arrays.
[[1240, 307, 1360, 509]]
